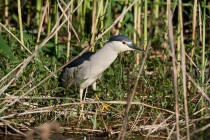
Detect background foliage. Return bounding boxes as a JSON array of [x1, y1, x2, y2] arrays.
[[0, 0, 209, 139]]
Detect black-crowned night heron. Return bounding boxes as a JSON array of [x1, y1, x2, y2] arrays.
[[59, 35, 141, 102]]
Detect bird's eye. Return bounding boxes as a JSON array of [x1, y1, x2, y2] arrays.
[[122, 41, 126, 44]]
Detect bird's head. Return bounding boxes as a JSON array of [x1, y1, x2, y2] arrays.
[[107, 35, 142, 52]]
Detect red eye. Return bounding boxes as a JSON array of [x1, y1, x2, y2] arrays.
[[122, 41, 126, 44]]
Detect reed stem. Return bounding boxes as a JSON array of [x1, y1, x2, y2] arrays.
[[17, 0, 24, 48]]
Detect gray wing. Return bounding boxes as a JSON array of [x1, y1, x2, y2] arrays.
[[59, 67, 77, 88], [58, 52, 94, 88]]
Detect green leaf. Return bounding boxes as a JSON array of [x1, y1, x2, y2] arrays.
[[0, 34, 19, 63]]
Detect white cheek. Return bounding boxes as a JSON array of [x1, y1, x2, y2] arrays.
[[124, 45, 132, 51]]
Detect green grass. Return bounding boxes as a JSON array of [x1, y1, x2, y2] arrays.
[[0, 0, 209, 139]]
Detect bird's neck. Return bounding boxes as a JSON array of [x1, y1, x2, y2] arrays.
[[91, 44, 119, 65]]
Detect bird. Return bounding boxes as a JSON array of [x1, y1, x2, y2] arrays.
[[59, 35, 142, 102]]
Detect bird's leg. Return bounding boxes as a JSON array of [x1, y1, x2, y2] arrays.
[[79, 89, 85, 121], [92, 82, 97, 91], [80, 89, 83, 102]]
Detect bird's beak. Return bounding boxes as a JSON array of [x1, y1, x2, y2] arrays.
[[128, 44, 142, 51]]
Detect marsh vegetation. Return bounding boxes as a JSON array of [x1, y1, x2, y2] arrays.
[[0, 0, 209, 139]]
